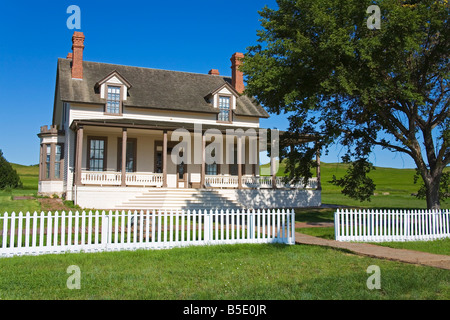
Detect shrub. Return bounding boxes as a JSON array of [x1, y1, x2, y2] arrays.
[[0, 149, 23, 189]]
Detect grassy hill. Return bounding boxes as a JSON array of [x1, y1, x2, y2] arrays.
[[10, 163, 39, 190], [262, 160, 449, 209]]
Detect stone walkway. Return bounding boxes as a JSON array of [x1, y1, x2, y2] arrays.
[[294, 223, 450, 270]]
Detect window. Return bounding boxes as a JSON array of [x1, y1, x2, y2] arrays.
[[118, 139, 137, 173], [106, 85, 121, 114], [218, 96, 231, 122], [54, 144, 63, 179], [206, 163, 218, 175], [177, 162, 186, 180], [88, 138, 107, 171], [45, 145, 51, 179], [155, 145, 163, 173]]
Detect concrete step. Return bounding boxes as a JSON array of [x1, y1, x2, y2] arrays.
[[116, 189, 244, 210]]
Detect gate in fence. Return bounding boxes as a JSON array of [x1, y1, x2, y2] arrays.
[[0, 208, 295, 258], [335, 209, 450, 242]]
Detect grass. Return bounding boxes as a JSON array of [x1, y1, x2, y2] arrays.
[[296, 227, 336, 240], [0, 243, 448, 300], [10, 163, 39, 190], [0, 163, 40, 214], [295, 207, 335, 223], [1, 162, 449, 300], [0, 190, 41, 214]]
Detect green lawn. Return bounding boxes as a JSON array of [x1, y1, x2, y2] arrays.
[[0, 164, 40, 213], [297, 225, 450, 256], [0, 243, 448, 300], [1, 162, 449, 300]]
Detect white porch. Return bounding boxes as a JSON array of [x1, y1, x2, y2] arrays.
[[70, 119, 321, 191]]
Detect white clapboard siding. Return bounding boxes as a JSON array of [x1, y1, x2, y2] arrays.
[[335, 209, 450, 242], [0, 208, 295, 258]]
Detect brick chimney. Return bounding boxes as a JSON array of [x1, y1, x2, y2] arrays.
[[230, 52, 245, 94], [208, 69, 220, 76], [71, 32, 85, 79]]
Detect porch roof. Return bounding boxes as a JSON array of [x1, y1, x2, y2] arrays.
[[70, 118, 317, 143], [70, 118, 260, 134]]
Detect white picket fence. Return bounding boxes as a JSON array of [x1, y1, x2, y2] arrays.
[[0, 209, 295, 258], [335, 209, 450, 242]]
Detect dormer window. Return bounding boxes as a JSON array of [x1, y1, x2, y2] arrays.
[[106, 85, 121, 114], [207, 83, 239, 124], [95, 70, 132, 116], [218, 96, 231, 122]]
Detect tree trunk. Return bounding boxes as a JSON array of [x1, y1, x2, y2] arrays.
[[425, 175, 441, 210]]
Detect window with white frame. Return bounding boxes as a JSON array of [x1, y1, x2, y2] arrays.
[[218, 96, 231, 122], [54, 144, 63, 179], [106, 85, 121, 114]]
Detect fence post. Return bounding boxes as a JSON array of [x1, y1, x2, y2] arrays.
[[101, 211, 109, 250], [334, 209, 339, 241], [250, 209, 255, 242], [204, 209, 210, 244], [291, 209, 295, 245]]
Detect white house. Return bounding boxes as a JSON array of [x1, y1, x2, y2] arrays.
[[38, 32, 321, 210]]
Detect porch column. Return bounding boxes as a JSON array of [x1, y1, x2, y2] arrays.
[[163, 130, 168, 188], [237, 135, 242, 189], [201, 134, 206, 188], [121, 128, 127, 187], [316, 147, 322, 191], [271, 156, 277, 189], [75, 125, 84, 186]]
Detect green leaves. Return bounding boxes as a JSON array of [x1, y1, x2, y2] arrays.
[[242, 0, 449, 207], [330, 159, 376, 202], [0, 150, 22, 190]]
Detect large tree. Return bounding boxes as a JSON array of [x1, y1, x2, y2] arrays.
[[242, 0, 449, 209]]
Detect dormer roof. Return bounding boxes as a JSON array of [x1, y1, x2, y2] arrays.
[[95, 70, 132, 89]]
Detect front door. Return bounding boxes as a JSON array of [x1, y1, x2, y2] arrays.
[[177, 162, 187, 188]]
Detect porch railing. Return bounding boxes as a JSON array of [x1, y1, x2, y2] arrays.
[[81, 172, 122, 186], [126, 173, 164, 187], [206, 175, 318, 189], [81, 172, 163, 187], [81, 172, 318, 189]]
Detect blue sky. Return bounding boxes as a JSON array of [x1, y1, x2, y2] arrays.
[[0, 0, 418, 168]]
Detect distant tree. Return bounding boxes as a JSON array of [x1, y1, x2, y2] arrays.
[[0, 150, 22, 189], [241, 0, 449, 209]]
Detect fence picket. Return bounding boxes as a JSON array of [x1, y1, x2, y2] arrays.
[[24, 212, 30, 248], [10, 212, 16, 249], [61, 212, 66, 247], [151, 210, 156, 244], [17, 212, 23, 249], [67, 212, 73, 246], [32, 212, 37, 248]]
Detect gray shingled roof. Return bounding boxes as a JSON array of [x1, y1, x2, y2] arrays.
[[57, 58, 269, 118]]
